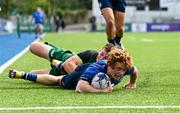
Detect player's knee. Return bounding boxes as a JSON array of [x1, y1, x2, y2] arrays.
[[29, 42, 40, 53], [29, 42, 36, 52]]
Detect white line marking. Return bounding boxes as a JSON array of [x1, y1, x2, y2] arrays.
[[141, 38, 154, 42], [0, 106, 179, 111], [0, 39, 39, 74]]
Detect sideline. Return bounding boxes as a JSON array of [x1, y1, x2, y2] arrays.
[[0, 106, 179, 111], [0, 38, 40, 74]]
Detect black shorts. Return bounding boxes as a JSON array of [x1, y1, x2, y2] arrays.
[[98, 0, 127, 12], [60, 63, 91, 89]]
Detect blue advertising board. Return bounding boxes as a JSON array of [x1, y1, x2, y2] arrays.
[[147, 23, 180, 32]]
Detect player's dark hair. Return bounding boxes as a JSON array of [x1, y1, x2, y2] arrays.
[[104, 43, 114, 53]]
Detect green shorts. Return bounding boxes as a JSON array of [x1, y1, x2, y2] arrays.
[[49, 65, 63, 76], [49, 54, 82, 76], [47, 44, 82, 76], [49, 47, 75, 62], [48, 46, 74, 76]]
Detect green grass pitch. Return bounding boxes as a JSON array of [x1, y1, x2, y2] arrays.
[[0, 32, 180, 113]]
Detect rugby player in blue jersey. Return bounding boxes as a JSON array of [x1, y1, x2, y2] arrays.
[[32, 7, 45, 38], [9, 48, 138, 93], [97, 0, 127, 49]]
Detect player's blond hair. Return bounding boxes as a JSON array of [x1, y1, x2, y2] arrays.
[[107, 47, 133, 70]]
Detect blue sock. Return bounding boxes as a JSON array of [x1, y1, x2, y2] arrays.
[[23, 73, 37, 82]]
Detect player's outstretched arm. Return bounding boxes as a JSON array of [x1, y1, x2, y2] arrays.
[[123, 67, 138, 89], [75, 80, 113, 93]]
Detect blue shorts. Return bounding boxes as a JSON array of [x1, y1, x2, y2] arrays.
[[60, 63, 91, 89], [98, 0, 127, 12]]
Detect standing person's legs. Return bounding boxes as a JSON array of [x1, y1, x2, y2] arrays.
[[39, 24, 43, 34], [34, 24, 43, 38], [112, 0, 126, 49], [101, 8, 116, 44], [114, 11, 125, 40], [34, 24, 40, 38], [98, 0, 115, 45], [38, 24, 44, 38], [114, 11, 125, 49]]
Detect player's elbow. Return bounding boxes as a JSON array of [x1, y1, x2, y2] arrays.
[[75, 80, 88, 93], [133, 67, 138, 77], [130, 67, 138, 84]]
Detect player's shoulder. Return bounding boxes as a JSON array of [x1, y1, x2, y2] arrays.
[[91, 60, 107, 69], [96, 60, 107, 64]]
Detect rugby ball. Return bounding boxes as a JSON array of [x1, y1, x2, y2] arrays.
[[91, 72, 111, 89]]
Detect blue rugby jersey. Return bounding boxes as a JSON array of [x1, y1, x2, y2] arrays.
[[80, 60, 108, 84], [61, 60, 135, 89], [32, 11, 44, 24], [80, 60, 135, 85]]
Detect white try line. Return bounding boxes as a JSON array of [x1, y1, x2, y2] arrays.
[[0, 106, 180, 111]]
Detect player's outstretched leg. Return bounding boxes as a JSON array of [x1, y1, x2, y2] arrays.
[[8, 69, 37, 82]]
